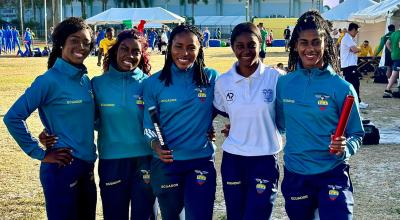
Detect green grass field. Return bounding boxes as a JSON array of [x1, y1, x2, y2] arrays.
[[0, 47, 399, 219]]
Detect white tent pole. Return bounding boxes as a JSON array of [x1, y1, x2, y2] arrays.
[[45, 0, 48, 45], [20, 0, 23, 34], [60, 0, 63, 21]]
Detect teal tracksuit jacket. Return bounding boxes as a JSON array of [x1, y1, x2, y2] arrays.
[[91, 65, 152, 159], [143, 64, 219, 160], [3, 58, 96, 162], [276, 64, 364, 175]]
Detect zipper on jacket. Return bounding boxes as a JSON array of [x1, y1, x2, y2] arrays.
[[302, 69, 312, 102], [122, 74, 127, 106]]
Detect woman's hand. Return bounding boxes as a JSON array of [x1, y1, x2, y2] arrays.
[[38, 129, 58, 149], [329, 135, 346, 156], [221, 123, 231, 138], [207, 126, 216, 142], [42, 148, 73, 167], [151, 140, 173, 163]]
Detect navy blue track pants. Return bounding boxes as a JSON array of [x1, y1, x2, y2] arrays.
[[98, 156, 156, 220], [282, 163, 354, 220], [221, 151, 279, 220], [151, 157, 216, 220], [40, 157, 96, 220]]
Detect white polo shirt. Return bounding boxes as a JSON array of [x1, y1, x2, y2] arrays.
[[213, 62, 283, 156], [340, 33, 358, 68]]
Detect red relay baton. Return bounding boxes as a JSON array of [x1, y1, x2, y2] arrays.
[[330, 95, 355, 154]]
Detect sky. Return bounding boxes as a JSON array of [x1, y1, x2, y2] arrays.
[[324, 0, 340, 9]]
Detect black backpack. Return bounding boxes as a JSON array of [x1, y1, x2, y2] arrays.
[[362, 120, 380, 145], [373, 67, 388, 84]]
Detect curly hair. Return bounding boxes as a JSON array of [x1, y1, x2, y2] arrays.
[[48, 17, 95, 69], [102, 28, 151, 75], [287, 10, 340, 73], [159, 24, 208, 87]]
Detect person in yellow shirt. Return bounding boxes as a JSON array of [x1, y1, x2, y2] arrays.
[[97, 27, 116, 66], [359, 40, 373, 57]]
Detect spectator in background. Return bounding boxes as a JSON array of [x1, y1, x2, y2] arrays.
[[284, 26, 291, 52], [41, 46, 49, 56], [203, 27, 211, 48], [258, 23, 268, 63], [5, 26, 12, 54], [24, 27, 33, 56], [374, 24, 396, 79], [47, 26, 54, 47], [148, 28, 157, 51], [11, 26, 21, 53], [0, 26, 3, 55], [160, 29, 168, 54], [267, 30, 274, 46], [96, 27, 105, 49], [336, 28, 347, 51], [340, 22, 368, 109], [97, 27, 116, 66], [359, 40, 373, 57], [383, 26, 400, 98], [215, 28, 222, 39]]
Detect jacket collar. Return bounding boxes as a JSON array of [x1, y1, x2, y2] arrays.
[[107, 64, 145, 81], [171, 63, 194, 79], [296, 62, 336, 78], [231, 60, 264, 83], [53, 58, 87, 79]]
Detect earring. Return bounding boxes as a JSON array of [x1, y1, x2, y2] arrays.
[[60, 46, 63, 49]]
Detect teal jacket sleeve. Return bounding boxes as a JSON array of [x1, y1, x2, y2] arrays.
[[3, 75, 51, 160], [275, 76, 286, 134], [142, 77, 158, 147], [340, 84, 365, 160]]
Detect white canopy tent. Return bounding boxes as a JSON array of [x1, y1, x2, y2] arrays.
[[350, 0, 400, 24], [86, 7, 185, 26], [194, 16, 246, 26], [322, 0, 377, 22], [322, 0, 377, 37], [350, 0, 400, 66]]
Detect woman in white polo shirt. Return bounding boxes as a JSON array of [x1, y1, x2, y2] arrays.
[[213, 22, 283, 219]]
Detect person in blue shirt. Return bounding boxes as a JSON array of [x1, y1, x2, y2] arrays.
[[93, 28, 156, 220], [96, 26, 105, 48], [3, 17, 97, 220], [148, 28, 157, 51], [5, 25, 13, 54], [0, 27, 3, 55], [143, 24, 219, 220], [276, 11, 365, 219], [24, 28, 33, 56], [11, 26, 21, 52], [39, 28, 158, 220]]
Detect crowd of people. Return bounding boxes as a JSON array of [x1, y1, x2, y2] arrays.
[[3, 8, 400, 220]]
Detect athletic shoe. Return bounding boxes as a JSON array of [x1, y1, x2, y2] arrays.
[[383, 90, 393, 98], [359, 102, 369, 109]]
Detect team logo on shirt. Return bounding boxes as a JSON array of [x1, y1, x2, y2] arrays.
[[315, 94, 330, 111], [328, 185, 342, 201], [195, 87, 207, 102], [135, 95, 144, 109], [255, 178, 269, 194], [195, 170, 208, 186], [225, 90, 235, 104], [262, 89, 274, 102], [141, 170, 151, 184]]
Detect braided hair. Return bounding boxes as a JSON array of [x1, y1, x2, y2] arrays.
[[48, 17, 95, 69], [102, 28, 151, 74], [159, 24, 209, 87], [287, 10, 340, 73]]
